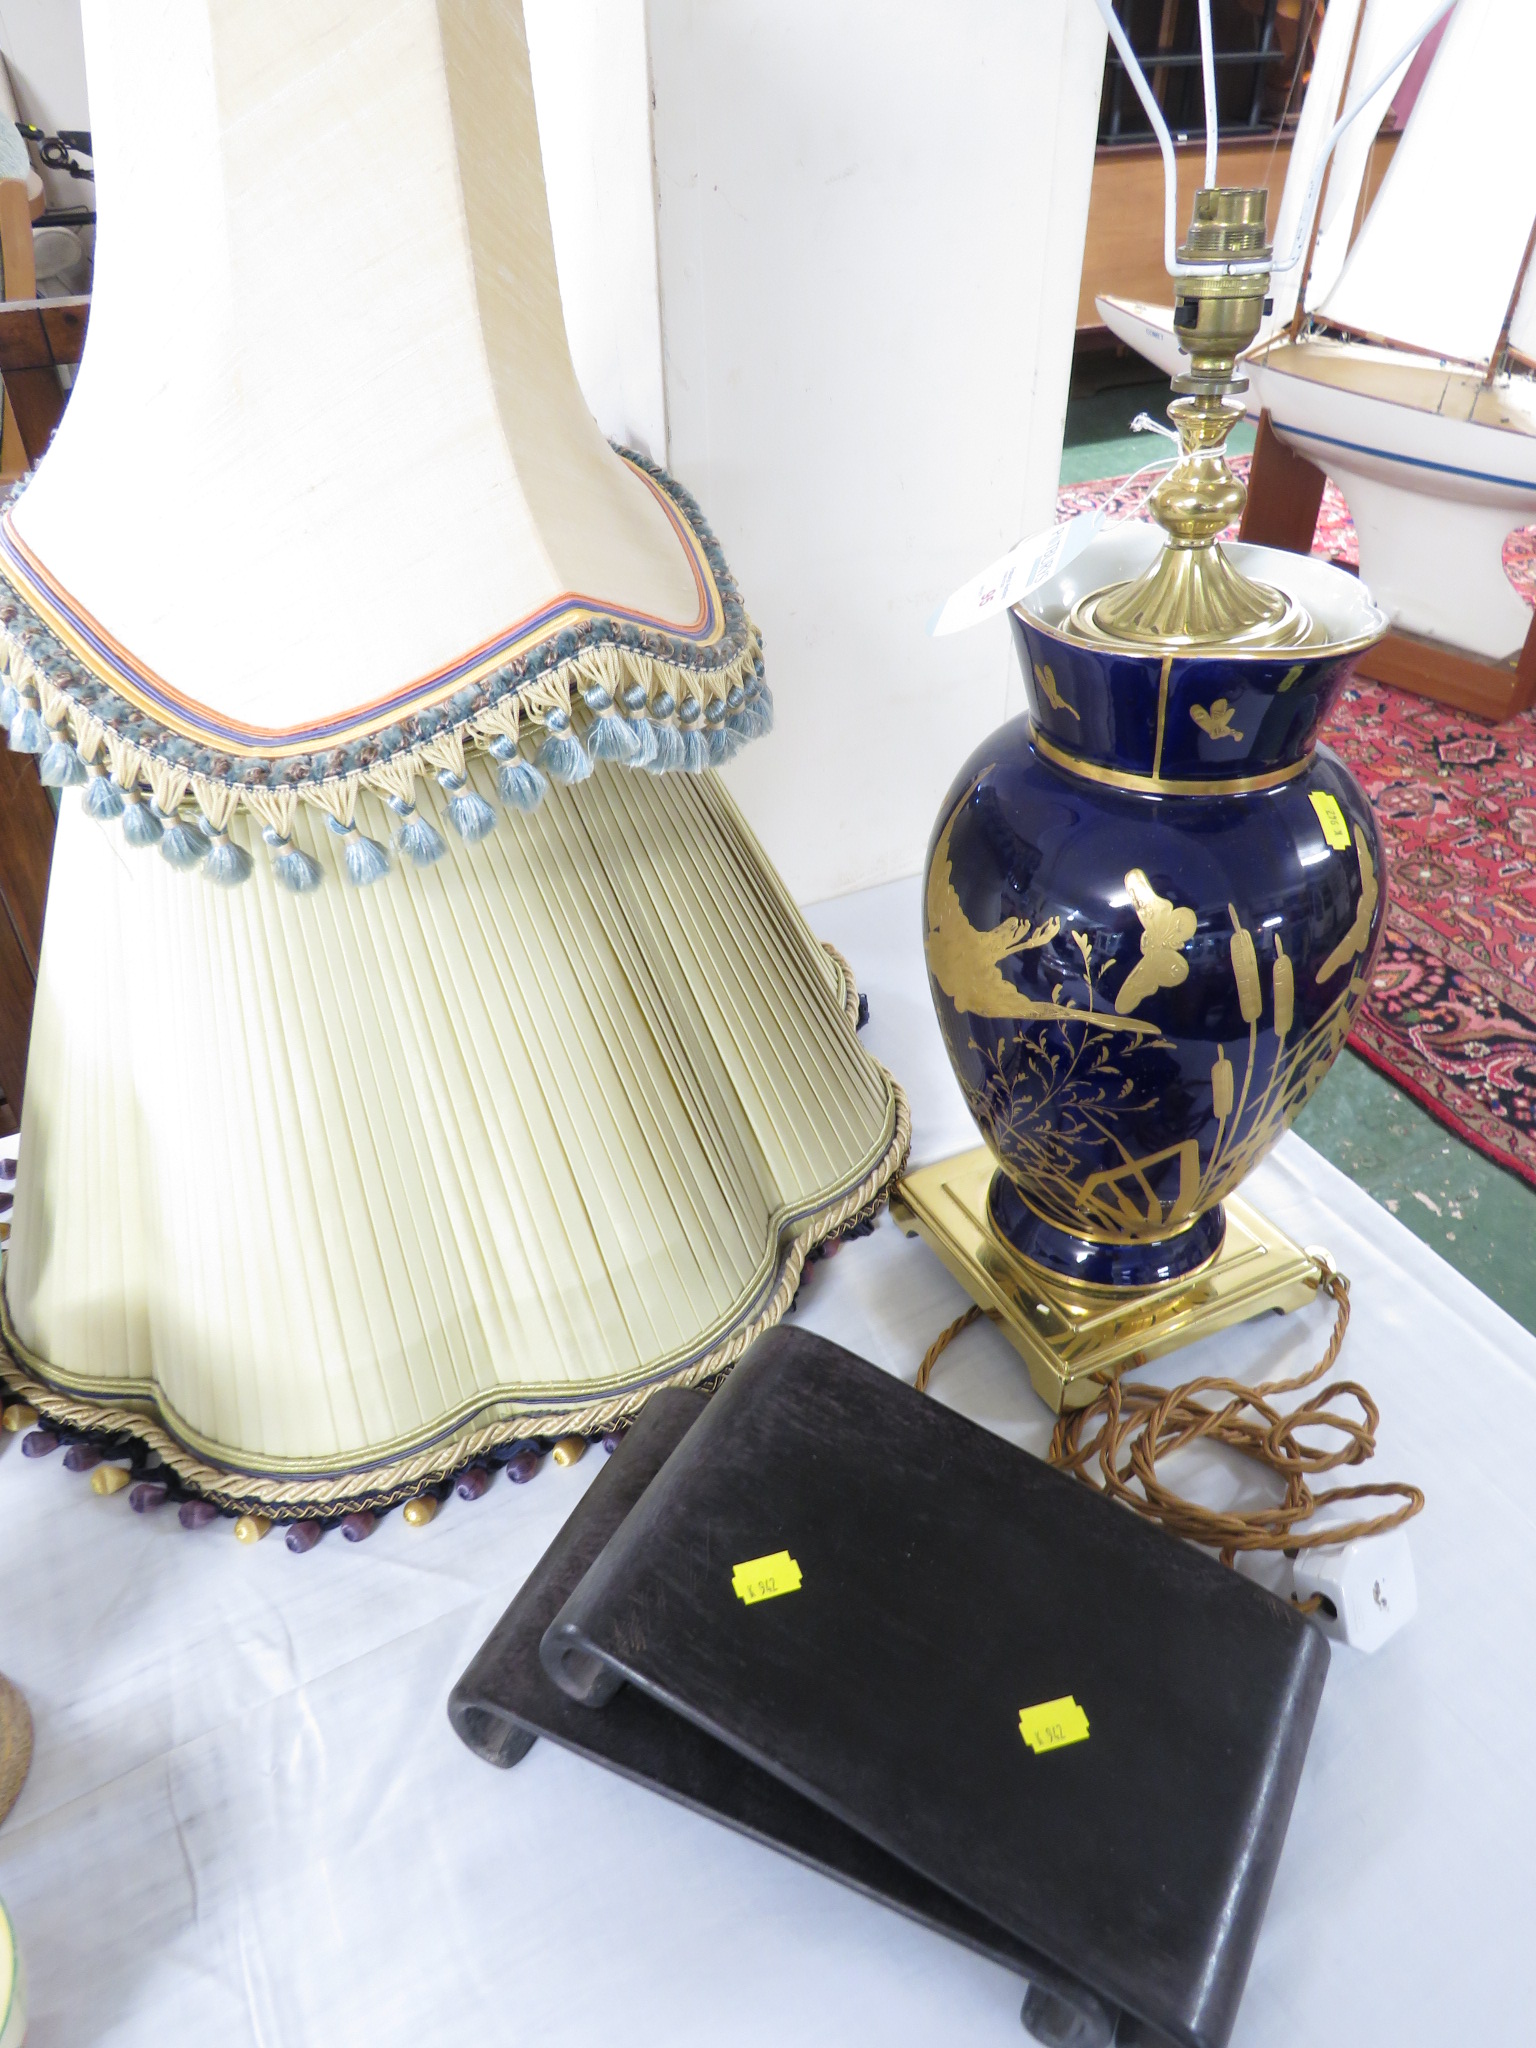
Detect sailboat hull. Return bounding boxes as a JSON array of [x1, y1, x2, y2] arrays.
[[1094, 295, 1189, 384], [1250, 343, 1536, 661]]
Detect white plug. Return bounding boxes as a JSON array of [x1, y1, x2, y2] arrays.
[[1234, 1528, 1416, 1653], [1292, 1528, 1417, 1654]]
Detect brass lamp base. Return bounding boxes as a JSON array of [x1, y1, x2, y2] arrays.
[[889, 1147, 1325, 1414]]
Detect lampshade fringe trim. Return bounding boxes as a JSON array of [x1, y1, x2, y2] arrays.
[[0, 614, 771, 892], [0, 451, 768, 894]]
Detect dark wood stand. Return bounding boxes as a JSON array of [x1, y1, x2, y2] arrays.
[[1238, 408, 1536, 725]]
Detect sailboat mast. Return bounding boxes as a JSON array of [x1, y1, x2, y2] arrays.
[[1487, 216, 1536, 382], [1287, 0, 1368, 338]]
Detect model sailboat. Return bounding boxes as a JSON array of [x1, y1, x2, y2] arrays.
[[1098, 0, 1536, 667]]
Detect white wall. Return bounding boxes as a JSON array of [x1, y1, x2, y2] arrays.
[[523, 0, 668, 462], [649, 0, 1105, 902]]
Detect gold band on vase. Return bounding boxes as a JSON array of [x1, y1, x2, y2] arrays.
[[1031, 729, 1313, 798]]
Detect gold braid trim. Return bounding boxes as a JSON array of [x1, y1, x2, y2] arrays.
[[819, 939, 863, 1030], [0, 1029, 907, 1520]]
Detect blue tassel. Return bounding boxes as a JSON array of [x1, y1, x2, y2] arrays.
[[203, 832, 254, 887], [82, 772, 126, 821], [497, 755, 547, 811], [707, 726, 740, 767], [438, 771, 497, 842], [681, 729, 710, 774], [754, 682, 775, 734], [389, 798, 446, 866], [647, 723, 686, 774], [0, 684, 17, 726], [650, 690, 677, 721], [585, 714, 641, 764], [157, 809, 209, 870], [9, 703, 45, 753], [626, 719, 658, 768], [537, 714, 592, 784], [38, 737, 87, 787], [263, 827, 322, 894], [327, 815, 390, 886], [121, 798, 162, 848]]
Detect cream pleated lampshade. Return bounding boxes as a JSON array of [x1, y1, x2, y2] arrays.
[[0, 0, 906, 1516]]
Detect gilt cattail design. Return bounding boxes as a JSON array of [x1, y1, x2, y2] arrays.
[[1228, 906, 1262, 1025], [1211, 1048, 1235, 1120], [1272, 935, 1294, 1041]]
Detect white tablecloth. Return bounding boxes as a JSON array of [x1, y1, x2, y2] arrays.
[[1, 875, 1530, 2047]]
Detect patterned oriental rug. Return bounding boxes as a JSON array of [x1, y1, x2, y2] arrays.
[[1057, 459, 1536, 1189]]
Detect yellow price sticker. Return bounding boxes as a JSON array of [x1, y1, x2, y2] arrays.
[[1019, 1695, 1090, 1755], [1309, 791, 1352, 852], [732, 1550, 802, 1605]]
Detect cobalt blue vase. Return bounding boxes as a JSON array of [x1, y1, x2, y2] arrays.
[[923, 535, 1388, 1289]]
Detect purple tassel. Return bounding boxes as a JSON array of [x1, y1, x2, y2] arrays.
[[285, 1521, 324, 1553], [179, 1500, 220, 1530], [129, 1480, 169, 1513], [340, 1510, 377, 1542], [21, 1431, 59, 1458], [456, 1466, 491, 1502]]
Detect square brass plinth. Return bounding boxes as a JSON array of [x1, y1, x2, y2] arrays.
[[889, 1147, 1323, 1414]]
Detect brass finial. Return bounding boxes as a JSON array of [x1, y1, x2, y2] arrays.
[[1067, 189, 1314, 653]]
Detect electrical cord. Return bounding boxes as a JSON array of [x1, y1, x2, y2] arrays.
[[915, 1255, 1424, 1567]]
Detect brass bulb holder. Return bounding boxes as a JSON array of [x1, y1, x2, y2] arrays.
[[1068, 188, 1314, 655]]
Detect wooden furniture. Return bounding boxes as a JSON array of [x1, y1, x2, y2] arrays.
[[1078, 131, 1400, 337], [0, 177, 78, 1126], [0, 177, 86, 473], [0, 746, 56, 1134], [1239, 407, 1536, 724]]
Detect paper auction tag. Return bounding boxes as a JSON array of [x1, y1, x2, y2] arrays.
[[1018, 1695, 1090, 1755], [732, 1550, 802, 1605], [1309, 791, 1352, 851], [931, 510, 1103, 637]]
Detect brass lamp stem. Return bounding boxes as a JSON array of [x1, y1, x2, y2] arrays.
[[1068, 189, 1314, 654]]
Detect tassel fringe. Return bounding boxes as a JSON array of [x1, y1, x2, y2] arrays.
[[121, 796, 162, 848], [203, 832, 254, 887], [328, 816, 391, 887], [263, 828, 323, 894], [39, 737, 87, 787], [537, 711, 593, 785], [155, 806, 209, 871], [390, 799, 447, 867], [438, 772, 497, 842], [496, 754, 546, 812], [82, 769, 125, 820], [0, 450, 769, 895], [8, 701, 45, 753]]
